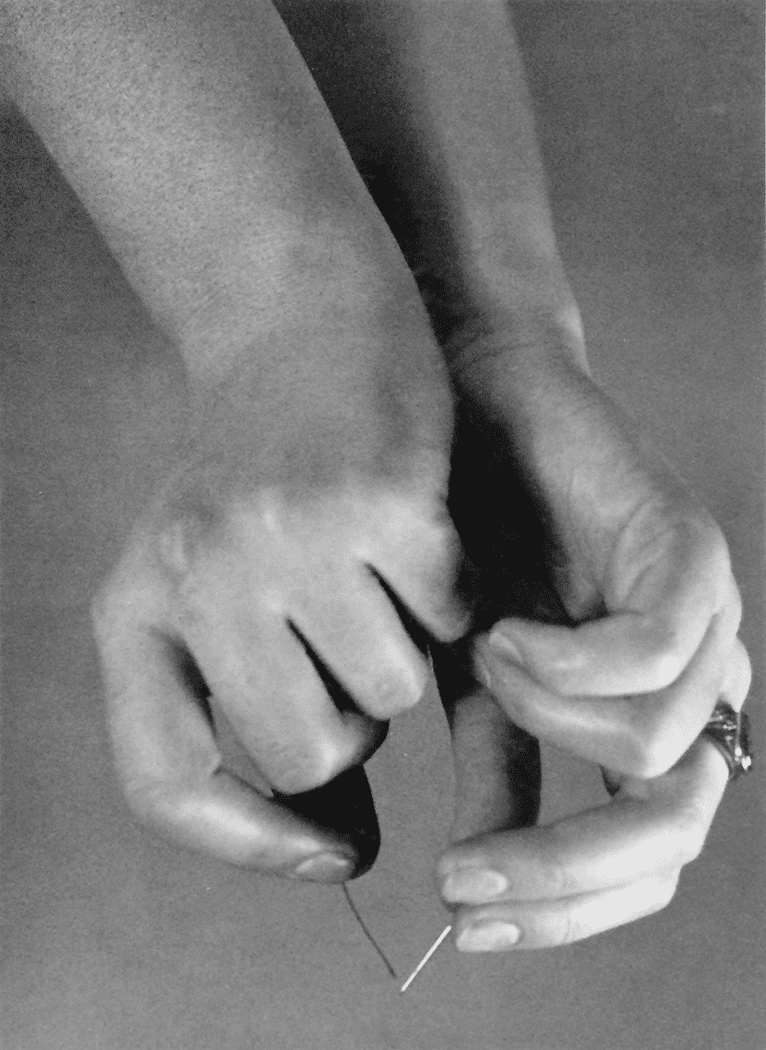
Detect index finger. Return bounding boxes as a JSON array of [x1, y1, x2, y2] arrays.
[[488, 532, 737, 697]]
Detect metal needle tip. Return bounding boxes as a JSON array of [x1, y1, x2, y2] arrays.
[[399, 925, 453, 993]]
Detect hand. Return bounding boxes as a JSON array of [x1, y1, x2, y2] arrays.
[[9, 0, 472, 884], [92, 309, 469, 883], [432, 353, 750, 948]]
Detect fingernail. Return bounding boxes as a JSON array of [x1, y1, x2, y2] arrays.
[[488, 628, 523, 664], [292, 853, 353, 881], [441, 869, 509, 904], [456, 921, 522, 952]]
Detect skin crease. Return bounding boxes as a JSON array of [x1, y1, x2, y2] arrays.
[[2, 0, 752, 940]]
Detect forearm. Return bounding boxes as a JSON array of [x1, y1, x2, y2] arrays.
[[1, 0, 428, 389], [286, 0, 586, 374]]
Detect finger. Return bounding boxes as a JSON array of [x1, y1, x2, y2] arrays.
[[719, 636, 752, 713], [289, 568, 430, 719], [182, 600, 382, 794], [272, 766, 381, 878], [93, 579, 377, 877], [366, 505, 472, 642], [603, 633, 753, 794], [476, 610, 736, 779], [432, 644, 540, 843], [696, 634, 752, 784], [487, 538, 736, 697], [437, 737, 725, 904], [452, 872, 681, 951]]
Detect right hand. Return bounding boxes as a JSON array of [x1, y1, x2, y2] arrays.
[[431, 353, 750, 949], [92, 307, 470, 882]]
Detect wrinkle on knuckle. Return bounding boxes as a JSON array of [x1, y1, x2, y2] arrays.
[[558, 909, 582, 947], [539, 833, 577, 898]]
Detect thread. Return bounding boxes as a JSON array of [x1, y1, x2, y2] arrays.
[[341, 883, 397, 979]]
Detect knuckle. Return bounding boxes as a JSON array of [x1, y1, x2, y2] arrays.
[[621, 738, 668, 781], [651, 873, 681, 913], [697, 522, 732, 579], [619, 727, 665, 780], [558, 910, 584, 947], [540, 834, 578, 898], [673, 811, 708, 866], [732, 640, 753, 701], [621, 703, 687, 779], [156, 516, 200, 578], [122, 777, 172, 828], [726, 580, 743, 632], [641, 621, 686, 691]]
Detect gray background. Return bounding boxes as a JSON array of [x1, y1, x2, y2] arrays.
[[2, 2, 763, 1048]]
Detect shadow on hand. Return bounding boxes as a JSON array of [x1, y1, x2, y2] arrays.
[[448, 396, 570, 633], [274, 767, 380, 879]]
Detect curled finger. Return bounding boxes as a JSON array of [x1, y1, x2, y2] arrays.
[[93, 566, 379, 878], [476, 610, 737, 779]]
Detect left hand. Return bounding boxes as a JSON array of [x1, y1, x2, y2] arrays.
[[432, 352, 751, 950]]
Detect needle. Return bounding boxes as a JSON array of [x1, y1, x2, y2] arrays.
[[399, 925, 453, 993]]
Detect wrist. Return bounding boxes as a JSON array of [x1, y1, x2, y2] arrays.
[[176, 263, 455, 495], [175, 224, 419, 390], [445, 311, 628, 492], [413, 214, 590, 388], [446, 300, 590, 403]]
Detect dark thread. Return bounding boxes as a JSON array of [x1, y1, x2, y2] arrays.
[[341, 884, 397, 980]]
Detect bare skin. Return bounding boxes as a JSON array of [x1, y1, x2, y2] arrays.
[[1, 0, 751, 939]]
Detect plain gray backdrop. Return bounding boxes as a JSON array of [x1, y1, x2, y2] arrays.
[[2, 2, 763, 1048]]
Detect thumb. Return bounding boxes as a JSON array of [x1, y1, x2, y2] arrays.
[[432, 644, 541, 844]]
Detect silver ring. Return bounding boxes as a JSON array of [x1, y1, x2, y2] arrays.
[[701, 700, 753, 782]]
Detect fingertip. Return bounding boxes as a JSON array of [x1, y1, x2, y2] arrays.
[[119, 767, 376, 879], [486, 614, 690, 696], [430, 578, 476, 642], [290, 852, 357, 883], [486, 625, 525, 666], [274, 766, 381, 876]]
